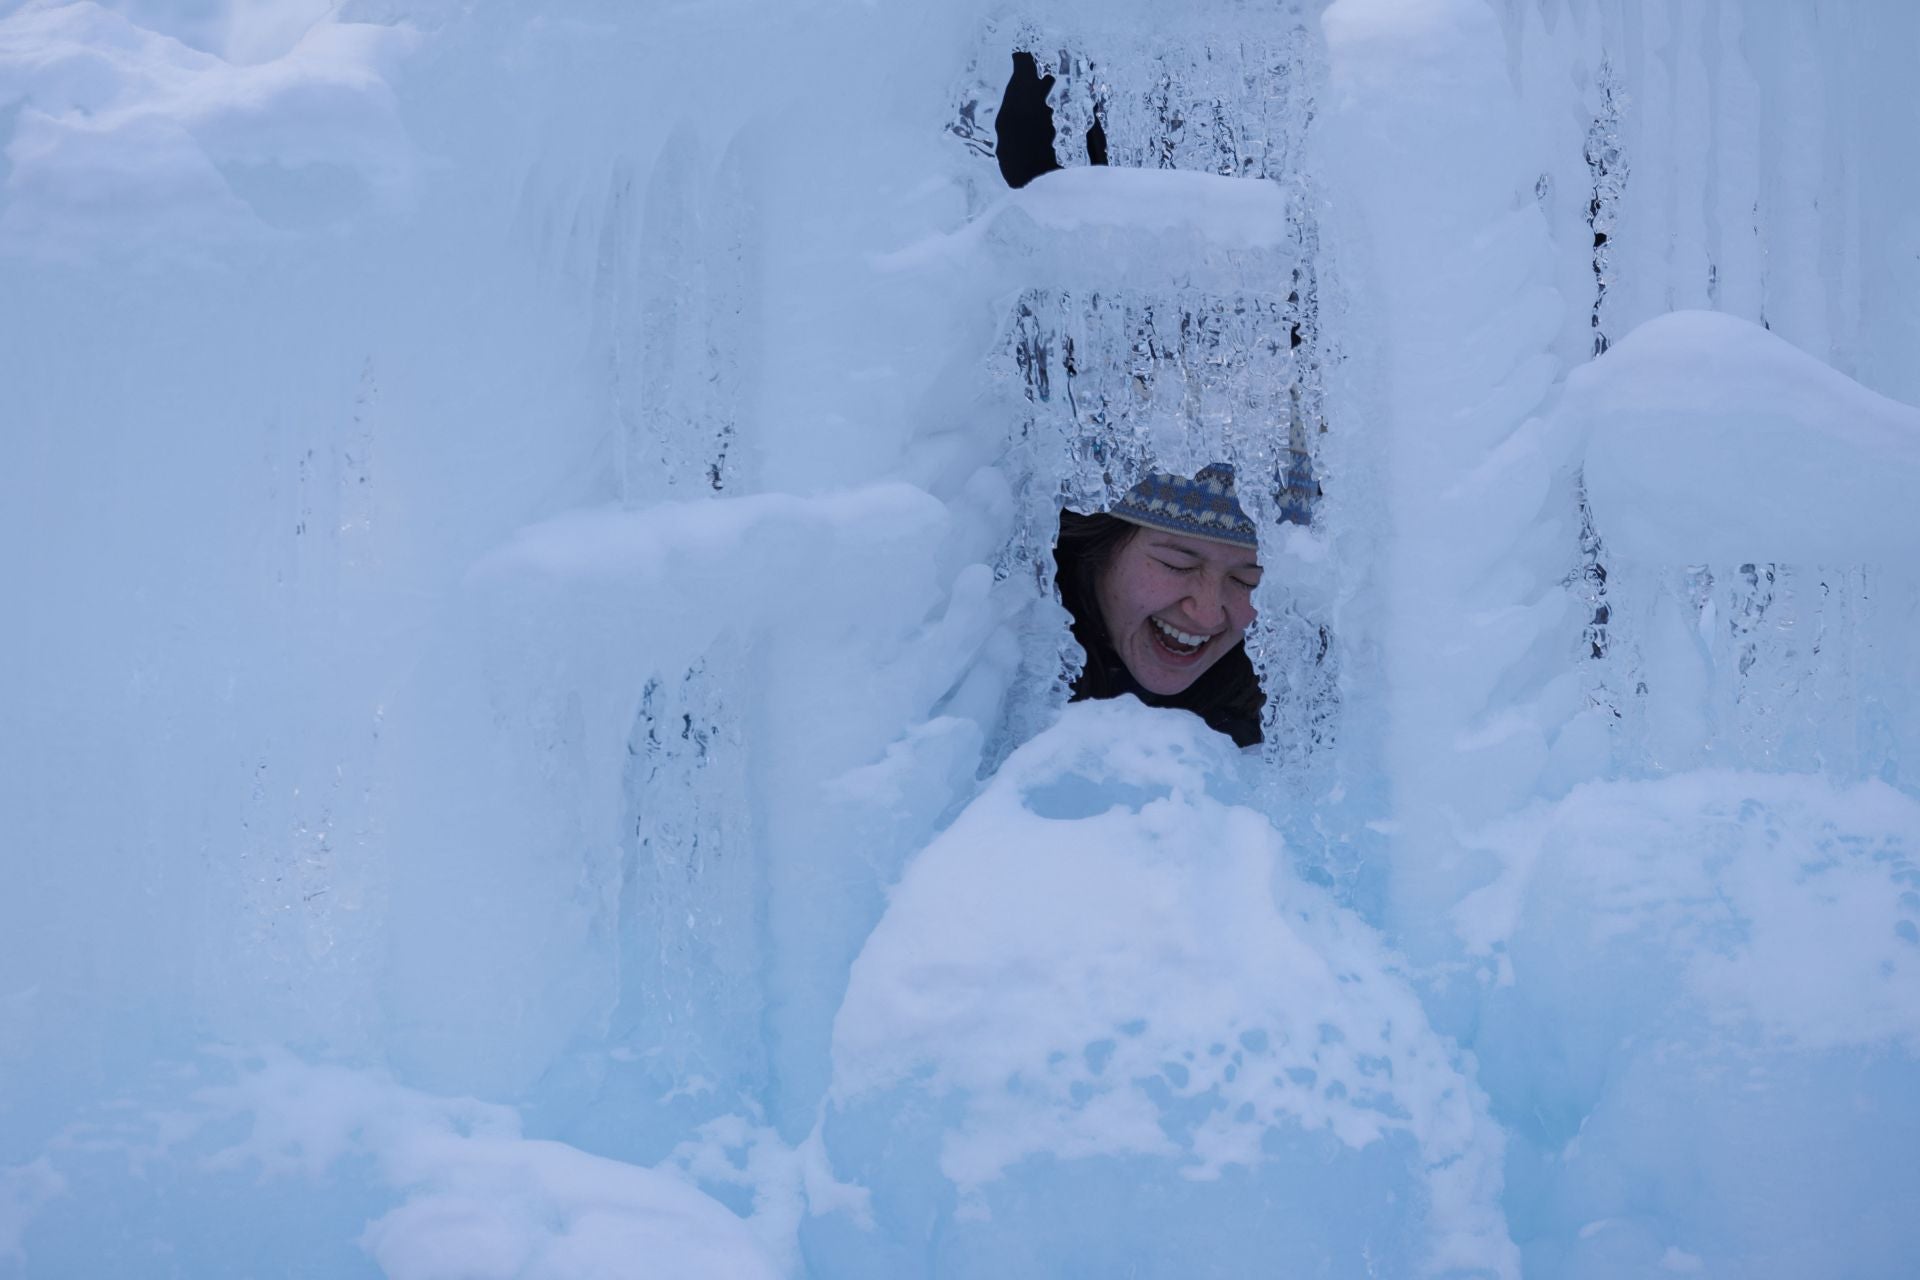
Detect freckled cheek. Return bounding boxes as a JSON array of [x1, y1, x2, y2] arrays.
[[1139, 577, 1185, 619]]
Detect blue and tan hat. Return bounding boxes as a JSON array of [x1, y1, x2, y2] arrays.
[[1109, 463, 1258, 549]]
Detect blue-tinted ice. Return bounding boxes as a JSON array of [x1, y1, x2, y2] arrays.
[[3, 1, 1918, 1277]]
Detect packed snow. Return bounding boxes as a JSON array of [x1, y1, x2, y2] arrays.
[[1572, 310, 1920, 566], [820, 700, 1515, 1278], [6, 1048, 783, 1279], [2, 0, 1917, 1277], [0, 0, 415, 256]]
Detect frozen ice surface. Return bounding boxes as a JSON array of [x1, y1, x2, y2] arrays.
[[1459, 773, 1920, 1277], [816, 700, 1516, 1278], [3, 0, 1919, 1276], [2, 1049, 782, 1279]]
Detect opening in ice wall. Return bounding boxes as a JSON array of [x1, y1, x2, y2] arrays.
[[990, 50, 1108, 188], [950, 15, 1340, 786], [554, 8, 1359, 1153]]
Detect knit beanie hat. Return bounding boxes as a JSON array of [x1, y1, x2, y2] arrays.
[[1108, 463, 1259, 549]]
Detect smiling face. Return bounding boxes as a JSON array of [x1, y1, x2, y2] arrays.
[[1094, 527, 1262, 696]]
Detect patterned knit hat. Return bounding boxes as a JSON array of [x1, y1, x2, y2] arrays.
[[1109, 463, 1258, 549]]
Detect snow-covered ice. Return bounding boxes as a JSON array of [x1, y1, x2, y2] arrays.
[[2, 0, 1917, 1277], [818, 700, 1515, 1278], [1459, 771, 1920, 1276], [5, 1048, 782, 1279], [1572, 310, 1920, 566], [0, 0, 415, 257]]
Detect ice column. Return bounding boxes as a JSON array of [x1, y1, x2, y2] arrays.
[[1319, 0, 1574, 962]]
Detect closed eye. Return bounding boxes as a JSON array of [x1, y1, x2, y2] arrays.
[[1153, 559, 1199, 574]]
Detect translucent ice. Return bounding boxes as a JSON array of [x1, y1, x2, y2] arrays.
[[3, 0, 1919, 1276], [1459, 773, 1920, 1276], [4, 1049, 783, 1279]]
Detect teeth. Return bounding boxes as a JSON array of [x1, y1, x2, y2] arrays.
[[1151, 617, 1209, 648]]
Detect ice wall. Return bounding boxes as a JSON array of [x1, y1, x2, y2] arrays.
[[2, 0, 1917, 1276], [1491, 0, 1920, 793], [1322, 3, 1920, 1274]]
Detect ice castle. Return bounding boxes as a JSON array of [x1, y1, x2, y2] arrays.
[[3, 1, 1917, 1275]]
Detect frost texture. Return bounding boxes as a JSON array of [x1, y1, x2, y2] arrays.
[[950, 13, 1319, 180], [3, 1, 1919, 1277], [954, 14, 1336, 774]]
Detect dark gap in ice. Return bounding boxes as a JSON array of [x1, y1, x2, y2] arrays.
[[996, 52, 1060, 188], [1585, 66, 1624, 357], [996, 50, 1108, 188], [1086, 102, 1109, 166]]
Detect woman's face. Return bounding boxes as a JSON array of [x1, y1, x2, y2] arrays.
[[1095, 527, 1262, 696]]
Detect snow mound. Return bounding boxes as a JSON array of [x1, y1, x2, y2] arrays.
[[1460, 772, 1920, 1276], [814, 699, 1518, 1279], [1, 1049, 781, 1279], [1461, 770, 1920, 1053], [0, 0, 416, 257], [1570, 310, 1920, 565]]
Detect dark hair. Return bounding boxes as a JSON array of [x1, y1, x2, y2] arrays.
[[1052, 509, 1266, 747]]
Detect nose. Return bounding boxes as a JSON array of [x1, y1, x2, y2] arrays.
[[1184, 576, 1230, 630]]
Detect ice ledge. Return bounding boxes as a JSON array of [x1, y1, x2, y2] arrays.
[[1569, 310, 1920, 565], [1003, 166, 1294, 249], [875, 166, 1296, 278]]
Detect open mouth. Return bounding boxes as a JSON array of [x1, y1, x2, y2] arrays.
[[1149, 616, 1211, 659]]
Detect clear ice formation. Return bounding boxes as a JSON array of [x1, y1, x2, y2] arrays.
[[1, 0, 1917, 1277]]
